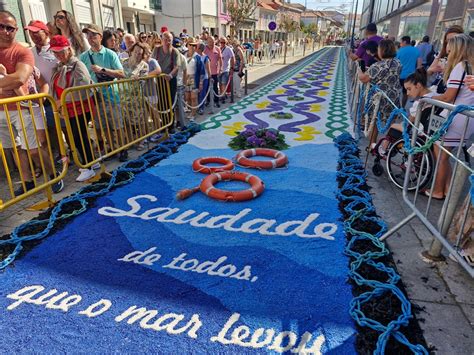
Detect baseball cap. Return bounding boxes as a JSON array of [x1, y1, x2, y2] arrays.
[[366, 23, 377, 33], [172, 38, 182, 47], [24, 20, 49, 33], [161, 26, 168, 33], [82, 24, 103, 35], [49, 35, 70, 51]]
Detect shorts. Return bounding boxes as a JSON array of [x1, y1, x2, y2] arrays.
[[31, 105, 45, 131], [219, 72, 230, 85], [94, 99, 124, 132], [185, 77, 198, 93], [442, 113, 474, 147], [0, 109, 38, 149]]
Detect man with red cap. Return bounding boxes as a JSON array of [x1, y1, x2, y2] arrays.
[[25, 20, 62, 160], [25, 20, 58, 84]]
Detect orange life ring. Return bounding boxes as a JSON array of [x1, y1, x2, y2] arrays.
[[192, 157, 234, 174], [235, 148, 288, 169], [200, 171, 264, 202]]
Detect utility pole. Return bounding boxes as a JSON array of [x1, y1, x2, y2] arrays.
[[350, 0, 359, 49], [191, 0, 195, 35]]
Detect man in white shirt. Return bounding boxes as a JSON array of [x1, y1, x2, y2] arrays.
[[218, 37, 234, 103], [25, 20, 62, 160], [25, 20, 57, 83]]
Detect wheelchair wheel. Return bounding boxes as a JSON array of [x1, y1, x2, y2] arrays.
[[386, 138, 434, 191], [372, 163, 384, 176]]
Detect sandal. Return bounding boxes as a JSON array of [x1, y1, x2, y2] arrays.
[[423, 190, 445, 201]]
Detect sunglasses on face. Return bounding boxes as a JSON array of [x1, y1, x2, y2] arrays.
[[54, 14, 66, 20], [0, 23, 17, 33]]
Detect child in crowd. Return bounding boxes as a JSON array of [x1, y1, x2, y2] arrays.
[[362, 40, 379, 68], [377, 68, 435, 153]]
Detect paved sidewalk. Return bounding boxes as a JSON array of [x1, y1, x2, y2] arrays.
[[359, 136, 474, 354]]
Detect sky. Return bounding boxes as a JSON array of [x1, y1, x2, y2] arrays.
[[290, 0, 363, 13]]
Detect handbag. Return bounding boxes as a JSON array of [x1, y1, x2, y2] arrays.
[[88, 52, 115, 83]]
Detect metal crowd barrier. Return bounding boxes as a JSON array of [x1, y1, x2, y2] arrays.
[[346, 54, 474, 277], [380, 99, 474, 277], [0, 94, 68, 211], [60, 74, 173, 171]]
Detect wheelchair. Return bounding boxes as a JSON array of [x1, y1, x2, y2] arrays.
[[370, 129, 435, 191]]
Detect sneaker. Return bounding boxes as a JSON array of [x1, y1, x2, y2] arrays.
[[136, 142, 146, 151], [149, 134, 162, 143], [76, 168, 95, 182], [14, 181, 35, 196], [50, 175, 64, 194], [119, 150, 129, 162], [91, 163, 101, 170]]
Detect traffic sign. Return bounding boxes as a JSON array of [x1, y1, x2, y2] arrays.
[[268, 21, 277, 31]]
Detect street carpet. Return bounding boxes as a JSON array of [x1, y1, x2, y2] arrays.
[[0, 47, 357, 353]]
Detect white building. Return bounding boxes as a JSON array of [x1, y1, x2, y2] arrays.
[[154, 0, 219, 37], [25, 0, 123, 31]]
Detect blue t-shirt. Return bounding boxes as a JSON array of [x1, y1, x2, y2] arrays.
[[396, 46, 421, 79], [80, 46, 124, 103]]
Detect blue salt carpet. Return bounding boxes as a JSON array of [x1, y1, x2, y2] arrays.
[[0, 47, 356, 353]]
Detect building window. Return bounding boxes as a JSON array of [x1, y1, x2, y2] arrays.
[[150, 0, 162, 11], [103, 6, 115, 30], [222, 0, 227, 13]]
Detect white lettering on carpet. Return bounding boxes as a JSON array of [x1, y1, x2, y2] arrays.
[[5, 284, 326, 353], [98, 195, 337, 241]]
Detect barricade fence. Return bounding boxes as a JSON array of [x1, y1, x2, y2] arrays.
[[0, 94, 68, 211], [61, 74, 174, 169], [0, 75, 173, 212], [347, 58, 474, 277]]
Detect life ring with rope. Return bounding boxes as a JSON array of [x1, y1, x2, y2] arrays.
[[192, 157, 234, 174], [177, 171, 264, 202], [235, 148, 288, 169]]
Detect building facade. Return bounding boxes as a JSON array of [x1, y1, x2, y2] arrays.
[[359, 0, 473, 43], [2, 0, 123, 43]]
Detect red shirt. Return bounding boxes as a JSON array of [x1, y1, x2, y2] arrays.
[[0, 42, 35, 110], [53, 73, 93, 117]]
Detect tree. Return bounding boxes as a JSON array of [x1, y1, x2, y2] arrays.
[[279, 12, 300, 64], [300, 22, 318, 55], [227, 0, 257, 38]]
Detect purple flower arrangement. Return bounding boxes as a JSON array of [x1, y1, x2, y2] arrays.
[[229, 127, 289, 150]]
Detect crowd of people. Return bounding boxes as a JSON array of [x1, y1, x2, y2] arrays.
[[351, 23, 474, 200], [0, 10, 259, 196]]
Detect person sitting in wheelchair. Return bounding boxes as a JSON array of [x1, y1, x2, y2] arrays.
[[378, 68, 436, 154]]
